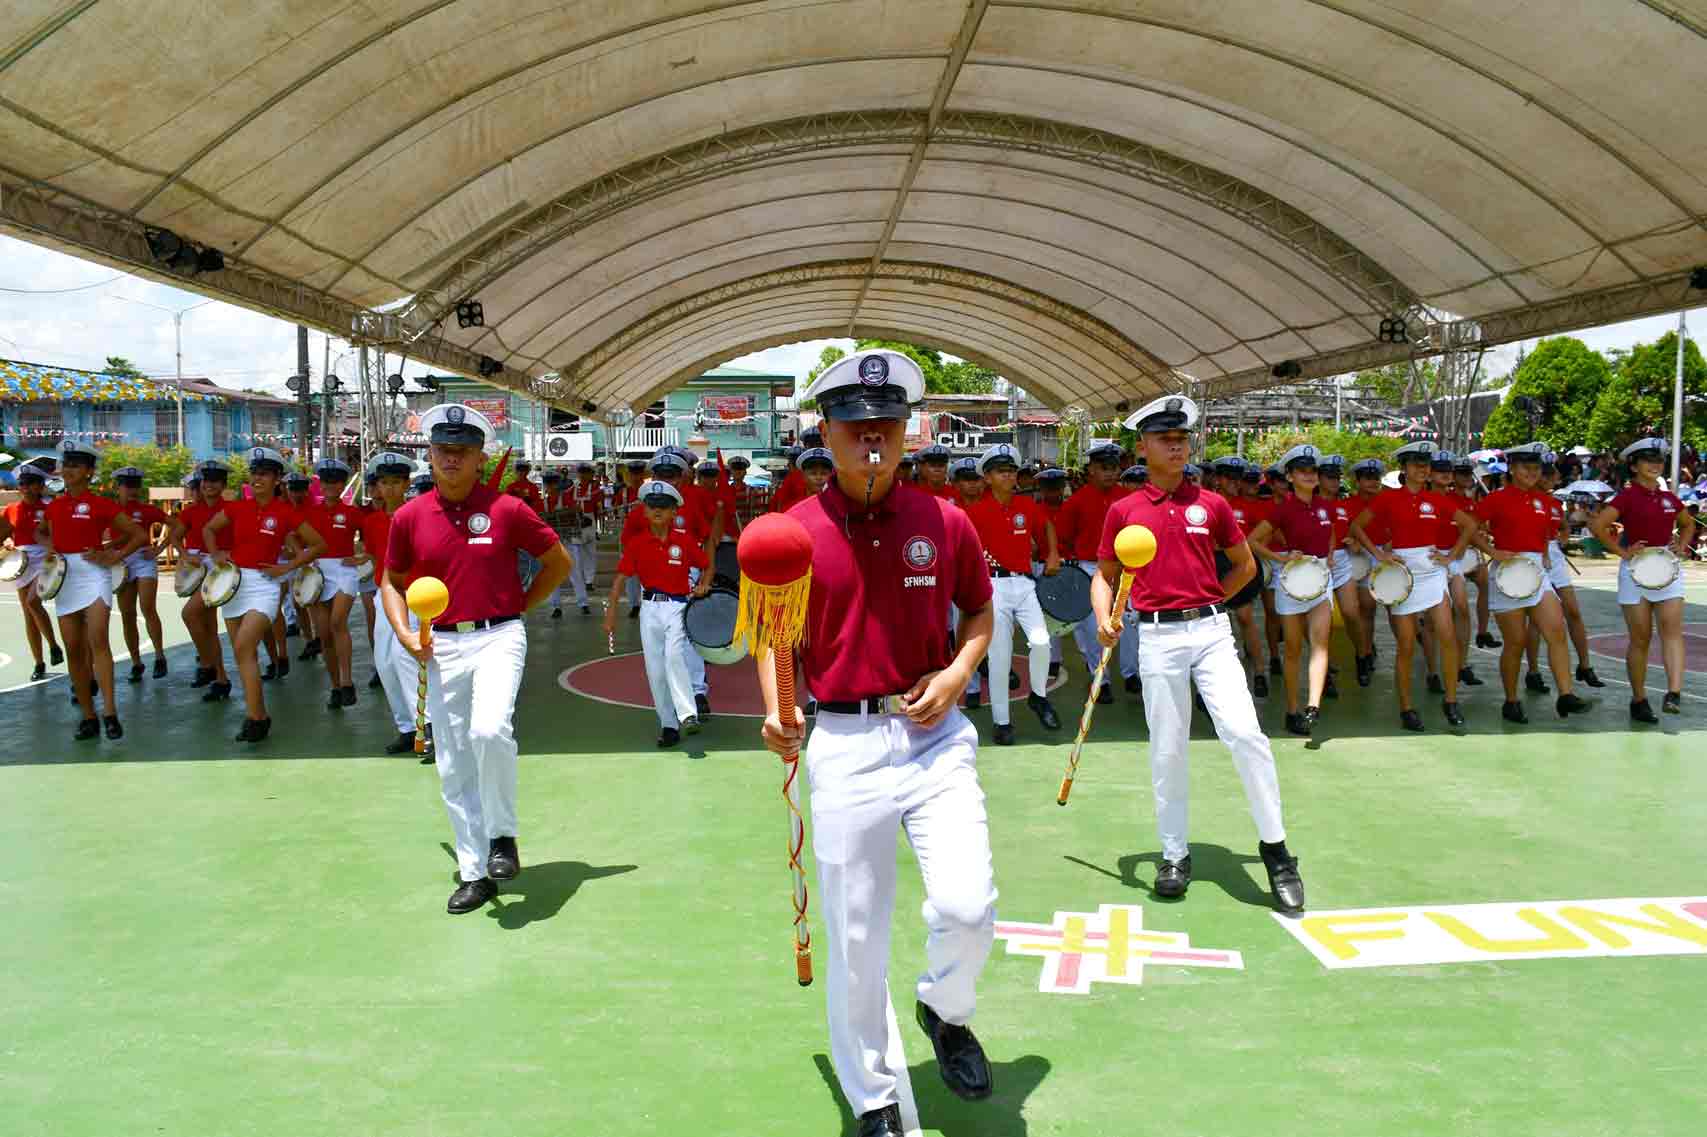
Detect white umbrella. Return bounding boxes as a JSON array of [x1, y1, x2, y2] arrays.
[[1381, 470, 1402, 489], [1468, 448, 1502, 462], [0, 451, 15, 465], [1567, 445, 1594, 457], [1561, 479, 1614, 497]]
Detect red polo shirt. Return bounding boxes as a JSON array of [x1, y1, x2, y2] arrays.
[[4, 498, 49, 546], [44, 491, 122, 554], [115, 501, 167, 537], [917, 481, 957, 501], [792, 483, 992, 703], [1328, 496, 1356, 550], [360, 508, 395, 575], [223, 496, 303, 569], [1098, 481, 1243, 612], [1266, 493, 1335, 558], [179, 501, 225, 553], [1473, 486, 1555, 554], [1031, 496, 1064, 558], [1434, 491, 1476, 550], [1606, 482, 1684, 548], [572, 479, 603, 517], [772, 469, 808, 514], [1363, 488, 1457, 550], [506, 480, 546, 516], [618, 530, 708, 595], [680, 481, 720, 536], [301, 501, 361, 558], [1544, 494, 1566, 543], [1355, 489, 1390, 545], [1054, 483, 1123, 561], [386, 484, 558, 624], [965, 492, 1041, 573], [622, 499, 706, 546]]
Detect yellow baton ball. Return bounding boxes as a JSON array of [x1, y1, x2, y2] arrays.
[[1114, 524, 1157, 569], [406, 575, 451, 621]]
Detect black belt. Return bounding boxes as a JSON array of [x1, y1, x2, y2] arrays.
[[1133, 603, 1226, 624], [989, 567, 1023, 578], [642, 590, 689, 603], [431, 614, 521, 634], [816, 694, 912, 715]]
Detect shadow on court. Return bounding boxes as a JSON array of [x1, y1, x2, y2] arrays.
[[813, 1051, 1051, 1137], [1062, 845, 1276, 911], [439, 843, 637, 929]]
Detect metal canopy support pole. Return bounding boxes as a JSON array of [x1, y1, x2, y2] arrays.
[[1672, 311, 1687, 486], [297, 325, 311, 459]]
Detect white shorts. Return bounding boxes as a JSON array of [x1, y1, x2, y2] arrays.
[[1617, 555, 1686, 606], [358, 574, 378, 596], [123, 546, 159, 582], [317, 557, 360, 601], [1390, 546, 1448, 616], [227, 566, 283, 621], [1488, 552, 1556, 614], [1545, 541, 1573, 591], [52, 552, 113, 617], [1329, 549, 1353, 591], [6, 544, 46, 590]]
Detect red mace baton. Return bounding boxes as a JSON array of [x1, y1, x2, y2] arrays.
[[1057, 524, 1156, 806], [734, 514, 817, 987]]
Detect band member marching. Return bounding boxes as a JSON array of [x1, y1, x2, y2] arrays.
[[1090, 397, 1305, 912], [1471, 443, 1590, 722], [758, 350, 998, 1137], [1053, 440, 1126, 704], [0, 463, 66, 680], [1589, 437, 1695, 720], [356, 451, 431, 757], [303, 459, 365, 710], [1457, 457, 1501, 650], [1248, 445, 1337, 736], [1349, 442, 1477, 731], [383, 405, 571, 914], [571, 462, 603, 592], [1316, 454, 1375, 686], [1222, 458, 1277, 694], [1428, 451, 1484, 690], [106, 466, 170, 682], [1533, 454, 1603, 691], [541, 469, 589, 617], [173, 461, 234, 700], [39, 440, 148, 740], [1348, 457, 1388, 677]]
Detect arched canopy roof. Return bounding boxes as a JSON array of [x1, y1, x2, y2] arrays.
[[3, 1, 1706, 416]]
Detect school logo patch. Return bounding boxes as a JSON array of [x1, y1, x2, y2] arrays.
[[904, 536, 938, 570], [75, 502, 90, 516], [467, 512, 491, 535], [1317, 509, 1329, 522], [334, 512, 346, 525], [1419, 502, 1435, 515], [1185, 504, 1209, 526], [262, 517, 278, 532], [1014, 512, 1027, 529]]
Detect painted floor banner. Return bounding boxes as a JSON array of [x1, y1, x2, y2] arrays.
[[1277, 896, 1707, 970]]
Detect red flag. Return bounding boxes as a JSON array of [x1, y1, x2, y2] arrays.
[[487, 447, 512, 490], [716, 447, 729, 490]]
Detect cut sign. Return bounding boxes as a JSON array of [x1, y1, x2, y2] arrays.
[[995, 904, 1243, 994]]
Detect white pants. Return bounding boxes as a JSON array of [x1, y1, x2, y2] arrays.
[[373, 607, 423, 735], [1070, 560, 1107, 676], [1118, 615, 1140, 679], [579, 534, 598, 585], [427, 620, 526, 883], [681, 569, 707, 696], [551, 540, 588, 607], [640, 597, 696, 729], [806, 708, 996, 1117], [988, 575, 1052, 725], [1136, 612, 1287, 862]]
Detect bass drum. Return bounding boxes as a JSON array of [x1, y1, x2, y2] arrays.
[[175, 557, 208, 598], [0, 548, 28, 582], [1369, 560, 1414, 607], [291, 563, 326, 608], [35, 553, 67, 600], [200, 561, 241, 609], [1035, 565, 1092, 637], [684, 587, 748, 666]]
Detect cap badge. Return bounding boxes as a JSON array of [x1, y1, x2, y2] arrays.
[[857, 355, 890, 386], [1165, 397, 1182, 412], [447, 406, 465, 424]]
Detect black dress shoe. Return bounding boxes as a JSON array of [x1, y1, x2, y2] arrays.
[[1155, 856, 1191, 898], [1355, 655, 1372, 688], [1124, 674, 1140, 694], [1400, 709, 1424, 732], [1047, 661, 1060, 679], [993, 722, 1015, 746], [201, 681, 232, 703], [103, 715, 123, 740], [488, 836, 520, 880], [127, 662, 145, 684], [1008, 669, 1019, 691], [858, 1105, 904, 1137], [1662, 691, 1681, 714], [915, 1001, 993, 1101], [1459, 667, 1484, 686], [1323, 675, 1339, 699], [74, 717, 99, 741], [298, 639, 321, 661], [965, 691, 981, 710], [695, 693, 711, 718], [1556, 692, 1589, 718], [385, 731, 418, 754], [1302, 705, 1319, 730], [1252, 673, 1269, 698], [235, 717, 271, 743], [327, 689, 345, 711], [1576, 666, 1605, 688], [1285, 711, 1309, 737], [276, 659, 290, 679], [1525, 671, 1549, 694], [681, 714, 701, 735], [1629, 698, 1658, 723], [1027, 693, 1060, 729], [368, 671, 383, 689], [628, 604, 639, 619], [341, 685, 357, 706], [190, 666, 213, 688], [153, 657, 167, 679], [1269, 658, 1283, 676], [447, 877, 497, 915], [657, 727, 680, 747], [580, 604, 592, 615], [1442, 701, 1466, 728], [1260, 841, 1306, 914], [1502, 700, 1528, 724], [285, 622, 300, 638], [1476, 631, 1501, 649], [551, 606, 562, 619], [1096, 683, 1113, 705], [1426, 673, 1445, 694], [29, 662, 46, 682], [50, 644, 64, 666], [262, 662, 277, 682]]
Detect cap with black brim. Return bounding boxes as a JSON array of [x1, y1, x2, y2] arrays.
[[818, 385, 912, 422]]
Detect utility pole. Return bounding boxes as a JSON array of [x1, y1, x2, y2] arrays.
[[296, 325, 311, 459], [1671, 311, 1687, 486]]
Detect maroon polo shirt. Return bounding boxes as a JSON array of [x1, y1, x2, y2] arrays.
[[1266, 493, 1335, 558], [1607, 482, 1685, 548], [1098, 479, 1244, 612], [791, 482, 993, 703], [386, 484, 558, 624]]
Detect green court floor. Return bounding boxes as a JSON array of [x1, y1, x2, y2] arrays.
[[3, 561, 1703, 1136]]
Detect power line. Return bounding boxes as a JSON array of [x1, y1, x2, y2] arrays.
[[0, 273, 127, 294]]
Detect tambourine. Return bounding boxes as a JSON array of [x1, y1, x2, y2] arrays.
[[1630, 547, 1680, 590], [200, 561, 241, 609], [0, 548, 27, 582], [1492, 556, 1544, 600], [354, 559, 375, 584], [1345, 550, 1372, 582], [175, 557, 208, 598], [1278, 556, 1330, 602], [1369, 560, 1414, 607], [35, 552, 67, 600], [291, 562, 325, 608]]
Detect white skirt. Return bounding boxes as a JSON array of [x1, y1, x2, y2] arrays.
[[53, 552, 113, 617], [227, 566, 282, 621], [6, 544, 46, 590], [1617, 554, 1686, 605], [1443, 546, 1479, 578], [1391, 546, 1448, 616], [1545, 541, 1573, 591], [1329, 549, 1353, 591], [1488, 551, 1556, 614], [1273, 560, 1332, 616], [123, 546, 159, 581], [317, 557, 360, 600]]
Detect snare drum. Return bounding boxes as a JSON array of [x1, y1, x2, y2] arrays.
[[1630, 547, 1680, 590], [175, 557, 208, 598], [35, 552, 68, 600], [684, 587, 747, 666], [1035, 565, 1093, 636], [712, 542, 740, 588], [1278, 557, 1330, 602], [0, 548, 27, 582], [1368, 560, 1414, 607], [1492, 555, 1545, 600], [291, 562, 326, 608], [200, 561, 241, 609]]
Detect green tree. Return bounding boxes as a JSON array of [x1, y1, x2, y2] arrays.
[[96, 443, 197, 488], [104, 355, 145, 378], [1586, 331, 1707, 453], [1351, 360, 1440, 405], [1480, 336, 1609, 449], [798, 344, 847, 409], [852, 339, 999, 394], [1204, 425, 1401, 469]]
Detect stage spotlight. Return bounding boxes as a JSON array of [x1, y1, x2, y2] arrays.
[[477, 355, 501, 378], [1115, 400, 1130, 413], [1271, 360, 1302, 379], [196, 248, 224, 273], [1691, 266, 1707, 290], [580, 400, 597, 415], [144, 227, 184, 264], [455, 300, 485, 329], [416, 375, 440, 392], [1378, 317, 1410, 344], [285, 373, 307, 394], [387, 373, 406, 394], [324, 374, 343, 393]]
